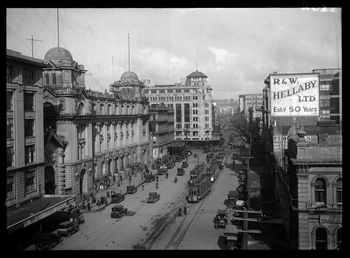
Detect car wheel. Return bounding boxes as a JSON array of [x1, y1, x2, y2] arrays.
[[36, 243, 45, 251]]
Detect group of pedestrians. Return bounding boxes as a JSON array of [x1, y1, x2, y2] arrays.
[[178, 205, 187, 217]]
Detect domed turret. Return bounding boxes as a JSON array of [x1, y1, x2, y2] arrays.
[[44, 47, 73, 67]]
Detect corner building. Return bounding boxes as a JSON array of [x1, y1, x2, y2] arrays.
[[145, 71, 218, 146], [42, 47, 150, 199]]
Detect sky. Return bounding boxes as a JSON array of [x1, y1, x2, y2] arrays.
[[6, 8, 341, 99]]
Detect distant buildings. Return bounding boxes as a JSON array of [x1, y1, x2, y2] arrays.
[[145, 70, 218, 146], [149, 103, 175, 159]]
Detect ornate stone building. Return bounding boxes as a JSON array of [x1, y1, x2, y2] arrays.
[[42, 47, 150, 198]]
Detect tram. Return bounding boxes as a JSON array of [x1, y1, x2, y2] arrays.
[[187, 176, 211, 203]]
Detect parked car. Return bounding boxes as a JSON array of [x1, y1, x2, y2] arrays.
[[181, 161, 188, 168], [56, 219, 80, 237], [34, 231, 62, 250], [157, 165, 168, 175], [126, 185, 137, 194], [146, 192, 160, 203], [214, 209, 228, 229], [110, 205, 128, 218], [111, 192, 125, 203], [144, 174, 155, 182], [177, 168, 185, 176]]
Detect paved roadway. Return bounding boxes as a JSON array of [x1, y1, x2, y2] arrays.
[[53, 149, 207, 250]]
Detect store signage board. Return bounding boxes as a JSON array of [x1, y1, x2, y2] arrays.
[[270, 73, 319, 117]]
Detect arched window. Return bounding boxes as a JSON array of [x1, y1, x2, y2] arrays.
[[335, 179, 342, 204], [336, 228, 342, 249], [78, 103, 85, 115], [100, 104, 104, 115], [108, 104, 111, 115], [315, 178, 327, 204], [315, 227, 328, 250]]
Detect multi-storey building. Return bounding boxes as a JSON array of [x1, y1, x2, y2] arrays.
[[6, 49, 47, 208], [6, 49, 76, 241], [285, 123, 342, 249], [145, 70, 218, 146], [312, 69, 342, 124], [238, 93, 263, 120], [261, 72, 342, 250], [149, 103, 175, 159], [42, 47, 150, 198]]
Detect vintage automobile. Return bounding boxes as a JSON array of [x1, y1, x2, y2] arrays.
[[224, 224, 242, 250], [232, 200, 246, 220], [56, 219, 80, 237], [144, 173, 155, 182], [214, 209, 228, 229], [177, 167, 185, 176], [34, 231, 62, 250], [126, 185, 137, 194], [157, 165, 168, 175], [166, 161, 175, 169], [146, 192, 160, 203], [181, 161, 188, 168], [110, 204, 128, 218], [111, 192, 125, 203], [224, 190, 238, 208]]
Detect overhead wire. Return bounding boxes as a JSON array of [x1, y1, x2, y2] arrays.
[[7, 26, 31, 51], [62, 9, 105, 92]]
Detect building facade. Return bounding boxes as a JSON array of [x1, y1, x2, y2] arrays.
[[42, 47, 151, 198], [149, 103, 175, 159], [6, 49, 47, 208], [312, 69, 342, 124], [145, 70, 218, 145], [285, 126, 342, 249]]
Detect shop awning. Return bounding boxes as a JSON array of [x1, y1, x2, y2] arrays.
[[7, 195, 76, 234]]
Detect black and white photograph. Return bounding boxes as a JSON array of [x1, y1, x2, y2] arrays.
[[6, 7, 342, 250]]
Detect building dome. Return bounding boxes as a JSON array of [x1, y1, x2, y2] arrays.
[[186, 70, 208, 78], [120, 71, 139, 81], [44, 47, 73, 62]]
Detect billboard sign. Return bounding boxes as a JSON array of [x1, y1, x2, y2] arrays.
[[270, 73, 319, 117]]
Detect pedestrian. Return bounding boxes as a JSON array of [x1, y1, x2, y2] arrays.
[[156, 182, 159, 189], [178, 207, 182, 217], [142, 185, 144, 191], [183, 205, 187, 215], [87, 201, 91, 211], [107, 191, 110, 198]]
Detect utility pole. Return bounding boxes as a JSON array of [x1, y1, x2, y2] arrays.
[[231, 208, 262, 249], [26, 35, 42, 58]]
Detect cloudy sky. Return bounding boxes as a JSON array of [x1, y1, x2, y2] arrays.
[[6, 8, 341, 99]]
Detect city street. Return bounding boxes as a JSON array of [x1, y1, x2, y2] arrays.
[[53, 150, 208, 250]]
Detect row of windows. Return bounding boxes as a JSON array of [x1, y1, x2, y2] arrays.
[[7, 144, 37, 168], [7, 118, 35, 139], [7, 170, 37, 200], [147, 95, 202, 102], [147, 88, 202, 94], [7, 66, 36, 85], [174, 123, 210, 129], [314, 178, 342, 204], [7, 91, 35, 111]]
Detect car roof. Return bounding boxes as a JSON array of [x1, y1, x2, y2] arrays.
[[112, 204, 124, 208], [59, 220, 73, 225]]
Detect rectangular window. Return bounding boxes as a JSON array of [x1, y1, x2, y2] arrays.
[[25, 170, 36, 193], [176, 104, 182, 122], [193, 117, 198, 122], [193, 131, 198, 136], [7, 176, 15, 199], [193, 109, 198, 115], [7, 66, 15, 83], [7, 118, 13, 139], [45, 74, 49, 85], [176, 131, 182, 136], [184, 89, 190, 93], [100, 104, 104, 115], [7, 147, 14, 167], [176, 89, 182, 93], [24, 92, 34, 111], [193, 96, 198, 100], [151, 90, 157, 94], [7, 91, 13, 111], [25, 145, 36, 164], [23, 68, 34, 85], [160, 89, 165, 93], [193, 103, 198, 108], [176, 123, 182, 129], [205, 116, 209, 122], [205, 109, 209, 114], [330, 98, 340, 114], [184, 103, 190, 122], [25, 119, 35, 137], [52, 73, 56, 85], [205, 123, 209, 129], [193, 124, 198, 129], [205, 103, 209, 108]]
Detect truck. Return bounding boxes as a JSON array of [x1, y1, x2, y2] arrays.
[[224, 190, 238, 208], [146, 192, 160, 203], [214, 209, 228, 229], [111, 192, 125, 203], [126, 185, 137, 194]]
